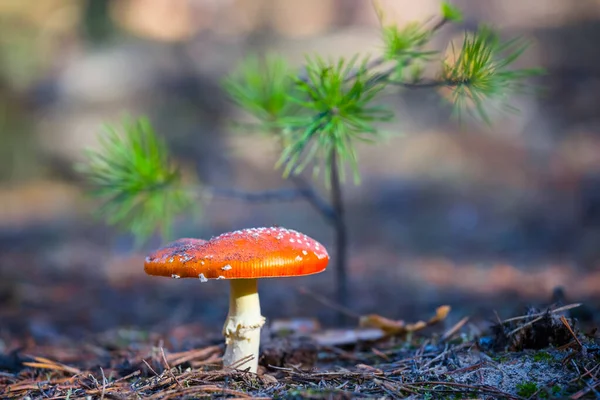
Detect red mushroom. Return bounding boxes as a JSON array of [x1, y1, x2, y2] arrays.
[[144, 227, 329, 373]]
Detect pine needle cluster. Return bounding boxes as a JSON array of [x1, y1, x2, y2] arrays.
[[79, 2, 542, 243]]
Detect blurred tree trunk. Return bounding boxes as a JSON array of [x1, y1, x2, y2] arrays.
[[82, 0, 114, 44]]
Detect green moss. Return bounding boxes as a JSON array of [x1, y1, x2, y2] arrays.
[[515, 382, 562, 399], [551, 385, 563, 397], [533, 351, 554, 363], [491, 353, 511, 363], [516, 382, 539, 398]]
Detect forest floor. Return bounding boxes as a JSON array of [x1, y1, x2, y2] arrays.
[[1, 302, 599, 399], [1, 186, 600, 399]]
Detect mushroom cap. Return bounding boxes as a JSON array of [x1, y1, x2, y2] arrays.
[[144, 227, 329, 280]]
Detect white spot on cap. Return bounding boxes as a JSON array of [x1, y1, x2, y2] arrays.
[[302, 250, 308, 255], [222, 264, 232, 271], [201, 261, 205, 265], [172, 274, 180, 279], [198, 273, 208, 282], [290, 238, 295, 243], [295, 255, 303, 261], [169, 257, 174, 263]]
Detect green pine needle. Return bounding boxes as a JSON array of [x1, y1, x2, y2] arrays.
[[441, 1, 463, 23], [441, 26, 544, 124], [277, 55, 393, 184], [77, 117, 192, 244], [381, 23, 438, 83], [382, 23, 437, 70], [382, 23, 430, 60], [222, 54, 297, 128]]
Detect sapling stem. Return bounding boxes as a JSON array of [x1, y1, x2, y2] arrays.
[[222, 279, 265, 373], [330, 149, 348, 324]]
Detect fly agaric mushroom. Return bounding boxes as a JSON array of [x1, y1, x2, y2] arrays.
[[144, 227, 329, 373]]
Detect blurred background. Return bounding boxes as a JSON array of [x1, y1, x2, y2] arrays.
[[1, 0, 600, 344]]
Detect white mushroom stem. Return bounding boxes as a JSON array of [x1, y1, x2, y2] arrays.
[[222, 279, 265, 373]]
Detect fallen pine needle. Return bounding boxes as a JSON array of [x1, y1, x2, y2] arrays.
[[160, 347, 183, 390], [502, 303, 581, 323], [22, 356, 81, 375], [560, 315, 583, 350], [441, 316, 469, 342]]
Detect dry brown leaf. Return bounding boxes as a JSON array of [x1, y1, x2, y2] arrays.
[[430, 305, 451, 323], [260, 373, 279, 385], [359, 315, 406, 335], [359, 305, 451, 336]]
